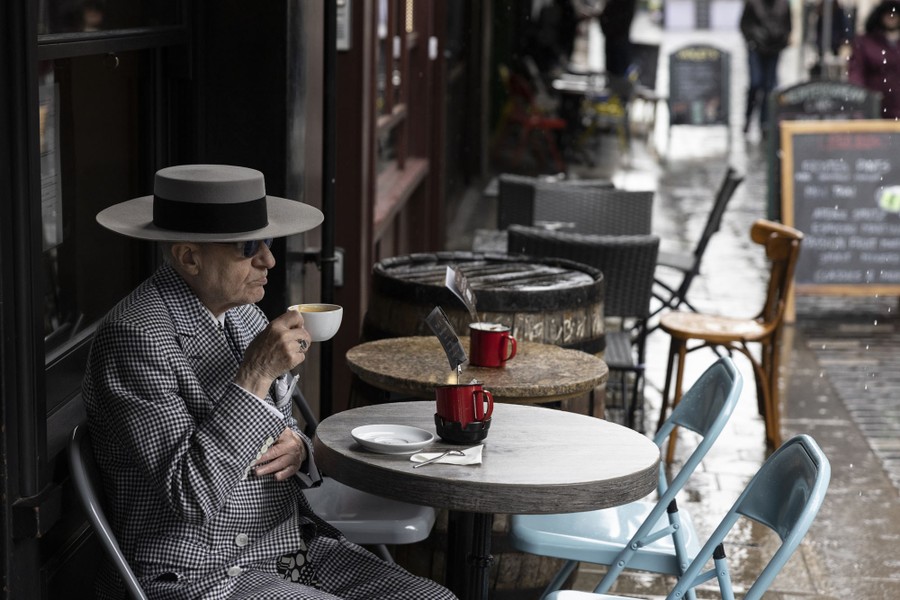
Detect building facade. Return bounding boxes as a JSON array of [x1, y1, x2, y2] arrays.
[[0, 1, 492, 596]]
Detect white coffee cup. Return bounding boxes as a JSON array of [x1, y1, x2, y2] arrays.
[[288, 303, 343, 342]]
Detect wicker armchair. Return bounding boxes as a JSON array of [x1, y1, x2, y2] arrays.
[[532, 184, 654, 236], [496, 174, 614, 230], [508, 225, 660, 428]]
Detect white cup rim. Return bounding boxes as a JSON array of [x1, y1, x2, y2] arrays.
[[469, 321, 509, 332], [289, 303, 342, 312]]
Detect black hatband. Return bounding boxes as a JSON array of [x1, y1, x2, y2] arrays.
[[153, 195, 268, 233]]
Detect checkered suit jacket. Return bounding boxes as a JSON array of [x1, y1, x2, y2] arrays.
[[82, 264, 339, 599]]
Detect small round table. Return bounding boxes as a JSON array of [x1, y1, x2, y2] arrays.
[[313, 401, 659, 600], [346, 336, 608, 405]]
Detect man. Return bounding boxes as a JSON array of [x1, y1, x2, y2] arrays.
[[740, 0, 792, 136], [848, 0, 900, 119], [83, 164, 456, 600]]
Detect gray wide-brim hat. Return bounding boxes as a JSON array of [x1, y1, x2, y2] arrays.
[[96, 164, 324, 242]]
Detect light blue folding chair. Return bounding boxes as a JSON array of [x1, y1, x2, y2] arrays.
[[544, 434, 831, 600], [509, 356, 743, 598]]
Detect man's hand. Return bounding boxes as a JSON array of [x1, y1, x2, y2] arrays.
[[253, 429, 307, 481], [235, 311, 312, 398]]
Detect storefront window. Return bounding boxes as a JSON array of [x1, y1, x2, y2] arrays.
[[375, 0, 413, 171], [38, 0, 180, 35], [39, 51, 155, 358]]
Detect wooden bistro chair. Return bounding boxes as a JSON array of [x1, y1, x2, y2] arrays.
[[544, 434, 831, 600], [658, 219, 803, 459], [507, 225, 659, 427]]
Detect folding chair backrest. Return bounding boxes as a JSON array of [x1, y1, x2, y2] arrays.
[[69, 425, 149, 600], [668, 435, 830, 600], [654, 357, 742, 496], [532, 185, 654, 235], [693, 167, 743, 262], [591, 356, 742, 594], [507, 225, 659, 319]]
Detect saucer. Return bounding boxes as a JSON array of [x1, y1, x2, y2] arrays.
[[351, 424, 436, 454]]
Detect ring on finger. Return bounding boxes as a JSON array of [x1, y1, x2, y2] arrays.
[[299, 339, 310, 352]]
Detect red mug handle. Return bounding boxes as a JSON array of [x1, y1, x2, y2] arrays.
[[473, 389, 494, 421], [505, 336, 517, 361]]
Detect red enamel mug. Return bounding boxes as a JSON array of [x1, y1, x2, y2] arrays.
[[435, 383, 494, 426], [469, 322, 517, 368]]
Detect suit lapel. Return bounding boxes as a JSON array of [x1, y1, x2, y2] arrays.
[[154, 265, 239, 416]]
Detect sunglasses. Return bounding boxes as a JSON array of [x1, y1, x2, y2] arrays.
[[214, 238, 274, 258]]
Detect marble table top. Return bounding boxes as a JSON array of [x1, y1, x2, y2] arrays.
[[345, 336, 608, 405]]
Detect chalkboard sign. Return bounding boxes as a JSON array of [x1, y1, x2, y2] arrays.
[[766, 81, 881, 220], [781, 120, 900, 295], [668, 44, 730, 126]]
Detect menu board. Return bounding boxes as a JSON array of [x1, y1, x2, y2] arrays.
[[766, 81, 881, 220], [781, 120, 900, 295], [668, 44, 729, 126]]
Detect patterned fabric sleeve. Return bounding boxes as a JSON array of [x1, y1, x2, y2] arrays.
[[92, 317, 287, 526]]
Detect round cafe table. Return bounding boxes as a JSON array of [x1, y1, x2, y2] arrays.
[[313, 401, 659, 600], [346, 336, 608, 406]]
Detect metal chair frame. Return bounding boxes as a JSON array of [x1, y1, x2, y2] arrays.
[[508, 357, 743, 599], [69, 425, 149, 600], [544, 434, 831, 600]]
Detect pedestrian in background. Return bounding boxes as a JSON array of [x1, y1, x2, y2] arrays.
[[848, 0, 900, 119], [600, 0, 638, 79], [740, 0, 792, 136], [811, 0, 853, 78]]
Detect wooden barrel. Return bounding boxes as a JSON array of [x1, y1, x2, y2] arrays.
[[366, 252, 603, 594], [364, 251, 606, 354]]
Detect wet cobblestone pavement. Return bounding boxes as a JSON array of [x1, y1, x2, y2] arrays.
[[447, 16, 900, 600]]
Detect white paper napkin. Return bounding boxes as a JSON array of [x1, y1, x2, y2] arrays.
[[410, 444, 483, 466]]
